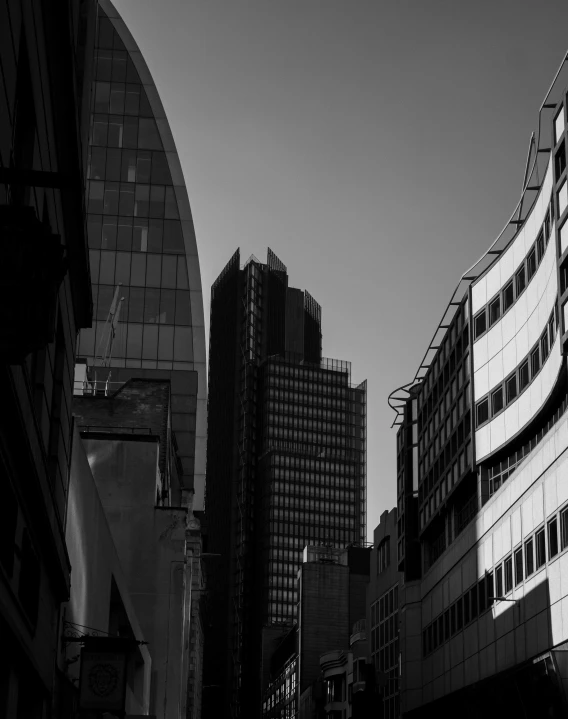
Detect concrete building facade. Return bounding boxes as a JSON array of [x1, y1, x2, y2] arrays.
[[390, 53, 568, 717]]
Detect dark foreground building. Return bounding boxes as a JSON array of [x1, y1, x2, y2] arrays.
[[0, 0, 96, 715], [390, 51, 568, 717], [204, 249, 367, 718]]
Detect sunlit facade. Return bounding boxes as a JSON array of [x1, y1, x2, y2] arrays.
[[78, 0, 206, 508]]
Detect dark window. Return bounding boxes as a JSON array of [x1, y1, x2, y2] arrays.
[[486, 571, 494, 605], [492, 387, 504, 415], [504, 556, 513, 594], [525, 537, 534, 576], [476, 398, 489, 427], [456, 598, 463, 631], [474, 311, 487, 339], [549, 517, 559, 559], [503, 281, 514, 312], [495, 565, 503, 598], [444, 609, 450, 639], [506, 375, 518, 404], [519, 361, 530, 391], [470, 585, 478, 619], [555, 141, 566, 182], [489, 297, 501, 326], [516, 266, 526, 296], [463, 592, 470, 624], [515, 548, 523, 586], [537, 232, 545, 262], [450, 604, 456, 635], [438, 615, 444, 644], [531, 347, 541, 377], [478, 577, 486, 613], [561, 507, 568, 550], [536, 528, 546, 569], [541, 332, 549, 362], [527, 249, 537, 280]]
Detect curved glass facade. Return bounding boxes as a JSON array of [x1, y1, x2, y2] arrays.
[[78, 0, 206, 508]]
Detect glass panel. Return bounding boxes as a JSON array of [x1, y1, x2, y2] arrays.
[[174, 327, 192, 361], [138, 118, 162, 150], [89, 250, 100, 284], [108, 116, 124, 147], [106, 148, 121, 181], [559, 179, 568, 217], [123, 116, 138, 148], [130, 253, 146, 286], [135, 184, 150, 217], [96, 285, 115, 321], [177, 258, 188, 289], [126, 56, 140, 83], [88, 216, 102, 248], [151, 152, 172, 184], [163, 220, 184, 253], [161, 255, 177, 288], [144, 288, 160, 323], [139, 87, 153, 116], [88, 181, 104, 213], [137, 152, 152, 183], [88, 146, 106, 179], [91, 114, 108, 145], [556, 107, 565, 145], [110, 83, 125, 113], [133, 219, 148, 252], [159, 289, 176, 324], [142, 325, 159, 360], [117, 217, 132, 250], [95, 49, 112, 81], [158, 326, 174, 360], [103, 182, 119, 214], [148, 218, 163, 252], [79, 326, 95, 356], [111, 51, 127, 82], [175, 290, 191, 325], [164, 187, 179, 219], [94, 81, 110, 112], [122, 150, 137, 182], [125, 84, 140, 115], [99, 252, 116, 285], [128, 288, 144, 322], [146, 254, 161, 287], [119, 183, 135, 215], [149, 185, 165, 218], [117, 287, 129, 322], [115, 252, 131, 285], [126, 323, 143, 359], [101, 218, 117, 249]]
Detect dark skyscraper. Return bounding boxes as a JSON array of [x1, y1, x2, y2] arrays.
[[204, 248, 367, 718]]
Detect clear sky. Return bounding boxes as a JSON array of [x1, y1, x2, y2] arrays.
[[114, 0, 568, 540]]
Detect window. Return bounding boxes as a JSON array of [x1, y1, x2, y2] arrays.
[[450, 604, 456, 635], [515, 548, 523, 586], [495, 565, 503, 598], [561, 507, 568, 550], [489, 297, 501, 326], [503, 281, 514, 312], [476, 398, 489, 427], [456, 598, 463, 631], [470, 585, 478, 619], [541, 332, 549, 362], [486, 571, 494, 605], [504, 556, 513, 594], [478, 577, 486, 613], [506, 375, 518, 404], [537, 232, 545, 262], [536, 528, 546, 569], [519, 360, 530, 391], [463, 592, 470, 624], [531, 347, 541, 377], [525, 537, 534, 577], [516, 266, 526, 296], [474, 311, 487, 339], [492, 387, 504, 415], [549, 517, 559, 559], [527, 248, 537, 280], [444, 609, 450, 639]]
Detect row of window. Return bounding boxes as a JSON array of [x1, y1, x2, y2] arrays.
[[271, 455, 360, 473], [271, 486, 357, 501], [419, 364, 469, 443], [422, 502, 568, 657], [91, 253, 189, 298], [90, 113, 163, 151], [268, 363, 345, 382], [267, 387, 350, 410], [267, 414, 352, 436], [474, 200, 553, 340], [376, 537, 391, 574], [476, 306, 558, 428], [266, 427, 357, 449], [267, 375, 350, 394], [88, 180, 179, 220], [93, 285, 191, 326], [421, 389, 470, 474], [94, 46, 142, 85], [267, 439, 364, 464], [78, 322, 193, 363], [88, 147, 173, 185], [88, 215, 185, 254], [270, 509, 357, 527], [271, 496, 357, 513], [93, 80, 155, 117], [267, 401, 353, 422]]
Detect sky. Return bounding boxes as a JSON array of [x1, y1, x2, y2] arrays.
[[114, 0, 568, 541]]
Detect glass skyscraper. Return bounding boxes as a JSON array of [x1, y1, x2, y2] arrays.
[[204, 248, 366, 718], [77, 0, 206, 508]]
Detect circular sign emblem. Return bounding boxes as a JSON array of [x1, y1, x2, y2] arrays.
[[88, 663, 120, 697]]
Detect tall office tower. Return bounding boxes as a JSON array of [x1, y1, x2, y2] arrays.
[[77, 0, 206, 509], [204, 248, 367, 719], [389, 53, 568, 717]]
